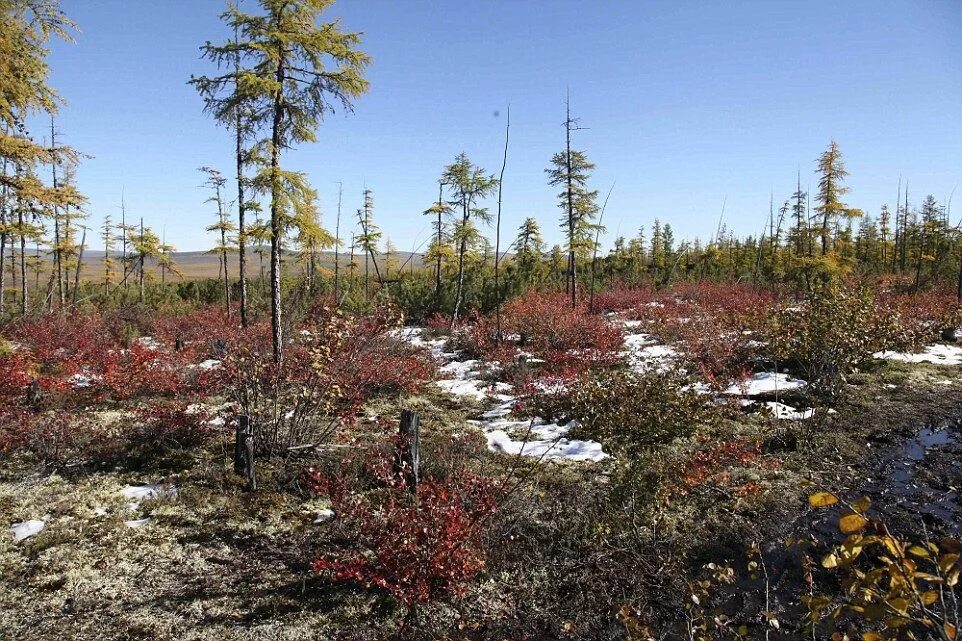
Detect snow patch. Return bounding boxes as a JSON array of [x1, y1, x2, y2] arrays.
[[9, 519, 44, 542], [723, 372, 807, 396], [874, 344, 962, 366]]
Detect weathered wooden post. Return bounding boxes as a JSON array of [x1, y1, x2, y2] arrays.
[[26, 380, 42, 407], [174, 337, 185, 352], [212, 339, 227, 358], [395, 410, 420, 494], [234, 414, 256, 490]]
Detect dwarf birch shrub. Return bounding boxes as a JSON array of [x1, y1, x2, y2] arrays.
[[766, 285, 910, 398]]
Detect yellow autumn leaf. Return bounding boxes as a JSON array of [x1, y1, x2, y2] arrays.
[[946, 623, 957, 640], [863, 633, 884, 641], [921, 590, 939, 605], [839, 513, 868, 534], [809, 492, 838, 508], [908, 545, 930, 558]]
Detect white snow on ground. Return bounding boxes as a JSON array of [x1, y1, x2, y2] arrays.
[[474, 418, 608, 462], [395, 326, 608, 462], [758, 401, 815, 420], [124, 518, 151, 528], [9, 519, 45, 542], [134, 336, 164, 351], [390, 327, 449, 359], [622, 333, 680, 373], [121, 485, 175, 502], [723, 372, 807, 396], [197, 359, 222, 370], [314, 508, 335, 524], [874, 344, 962, 366]]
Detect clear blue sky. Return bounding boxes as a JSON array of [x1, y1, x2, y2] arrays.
[[34, 0, 962, 253]]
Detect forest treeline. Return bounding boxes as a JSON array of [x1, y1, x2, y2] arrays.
[[2, 0, 961, 348]]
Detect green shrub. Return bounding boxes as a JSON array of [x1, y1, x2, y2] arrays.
[[766, 285, 911, 398], [530, 369, 717, 505]]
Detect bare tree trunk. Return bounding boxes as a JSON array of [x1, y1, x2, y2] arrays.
[[334, 182, 341, 304], [434, 183, 443, 300], [565, 92, 576, 308], [138, 218, 145, 303], [18, 204, 26, 316], [269, 50, 286, 364], [494, 106, 509, 343], [450, 196, 470, 329], [219, 191, 231, 319], [234, 33, 248, 328], [71, 226, 85, 306], [589, 183, 615, 313]]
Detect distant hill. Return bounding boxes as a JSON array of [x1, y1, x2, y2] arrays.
[[3, 249, 430, 283]]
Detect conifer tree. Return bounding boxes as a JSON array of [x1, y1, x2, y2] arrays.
[[355, 188, 382, 298], [422, 181, 452, 299], [814, 140, 859, 257], [101, 214, 114, 297], [194, 0, 370, 362], [1, 0, 84, 314], [201, 166, 235, 316], [545, 95, 598, 307], [441, 153, 497, 326]]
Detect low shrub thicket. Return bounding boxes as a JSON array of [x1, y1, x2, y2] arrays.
[[766, 285, 912, 397], [310, 435, 497, 607]]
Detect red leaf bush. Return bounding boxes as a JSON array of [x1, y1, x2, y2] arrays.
[[310, 440, 497, 606], [461, 291, 624, 374]]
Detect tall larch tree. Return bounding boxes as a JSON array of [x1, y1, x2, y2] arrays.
[[194, 0, 370, 362], [0, 0, 84, 315], [546, 100, 598, 307]]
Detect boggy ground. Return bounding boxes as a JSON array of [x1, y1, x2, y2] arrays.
[[1, 358, 961, 640]]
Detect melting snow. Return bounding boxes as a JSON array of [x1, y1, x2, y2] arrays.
[[622, 333, 680, 373], [397, 326, 608, 462], [9, 519, 45, 542], [124, 518, 151, 528], [479, 418, 608, 462], [723, 372, 807, 396], [760, 401, 815, 420], [874, 344, 962, 366]]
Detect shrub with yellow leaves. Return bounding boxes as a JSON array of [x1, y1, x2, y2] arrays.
[[806, 492, 961, 641]]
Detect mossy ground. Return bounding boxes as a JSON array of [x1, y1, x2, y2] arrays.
[[1, 362, 960, 640]]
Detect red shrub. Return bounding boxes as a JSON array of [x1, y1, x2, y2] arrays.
[[310, 442, 497, 606], [591, 285, 657, 313], [467, 291, 625, 372], [880, 290, 962, 343], [132, 401, 219, 448]]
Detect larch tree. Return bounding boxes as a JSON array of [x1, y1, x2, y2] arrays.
[[201, 166, 236, 317], [0, 0, 84, 315], [814, 140, 855, 257], [441, 153, 497, 326], [131, 219, 161, 303], [101, 214, 114, 297], [422, 185, 453, 300], [545, 100, 598, 307], [355, 188, 382, 299], [194, 0, 370, 362]]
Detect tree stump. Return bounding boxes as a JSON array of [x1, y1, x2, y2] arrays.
[[394, 410, 420, 494], [26, 380, 43, 407]]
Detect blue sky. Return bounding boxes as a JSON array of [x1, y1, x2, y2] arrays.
[[35, 0, 962, 253]]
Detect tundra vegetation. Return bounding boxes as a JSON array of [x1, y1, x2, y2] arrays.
[[2, 1, 962, 639]]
